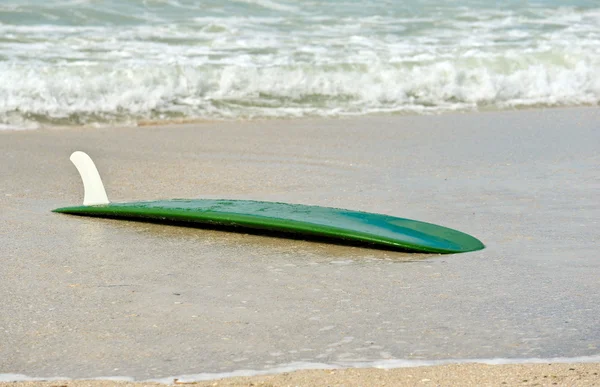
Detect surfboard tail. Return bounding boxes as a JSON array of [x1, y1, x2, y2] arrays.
[[69, 151, 110, 206]]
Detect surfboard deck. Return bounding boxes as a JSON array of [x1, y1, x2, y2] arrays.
[[53, 199, 485, 254]]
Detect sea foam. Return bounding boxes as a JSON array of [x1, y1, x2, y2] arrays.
[[1, 1, 599, 129]]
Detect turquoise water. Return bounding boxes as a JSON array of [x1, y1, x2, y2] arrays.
[[1, 0, 599, 128]]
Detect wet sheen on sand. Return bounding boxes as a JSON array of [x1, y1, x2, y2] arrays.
[[1, 108, 599, 380]]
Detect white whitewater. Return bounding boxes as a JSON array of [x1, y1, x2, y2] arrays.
[[1, 0, 599, 129]]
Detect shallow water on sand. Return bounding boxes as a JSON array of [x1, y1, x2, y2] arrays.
[[1, 108, 599, 380]]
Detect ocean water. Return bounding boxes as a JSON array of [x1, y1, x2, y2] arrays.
[[1, 0, 599, 129]]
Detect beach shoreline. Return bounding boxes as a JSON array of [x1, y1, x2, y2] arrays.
[[3, 362, 600, 386], [2, 104, 599, 134]]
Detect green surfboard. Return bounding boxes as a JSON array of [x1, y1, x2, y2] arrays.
[[53, 152, 484, 254]]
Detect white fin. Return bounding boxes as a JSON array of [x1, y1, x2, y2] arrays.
[[70, 151, 110, 206]]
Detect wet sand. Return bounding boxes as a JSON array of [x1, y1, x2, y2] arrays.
[[1, 107, 599, 383], [3, 362, 600, 386]]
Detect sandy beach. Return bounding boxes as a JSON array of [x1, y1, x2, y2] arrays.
[[1, 107, 599, 385], [3, 362, 600, 386]]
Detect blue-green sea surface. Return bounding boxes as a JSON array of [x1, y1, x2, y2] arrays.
[[1, 0, 599, 128]]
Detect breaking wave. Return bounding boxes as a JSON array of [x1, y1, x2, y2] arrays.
[[1, 1, 599, 129]]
